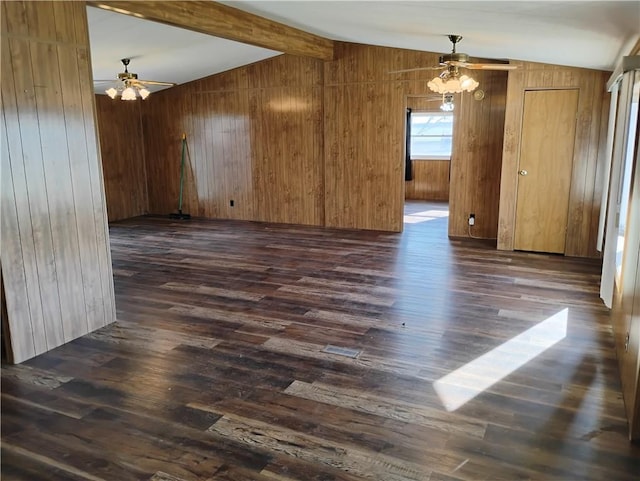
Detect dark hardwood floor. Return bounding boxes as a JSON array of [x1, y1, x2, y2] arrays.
[[2, 201, 639, 480]]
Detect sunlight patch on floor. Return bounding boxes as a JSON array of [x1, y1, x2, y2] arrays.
[[433, 308, 568, 412], [403, 209, 449, 224]]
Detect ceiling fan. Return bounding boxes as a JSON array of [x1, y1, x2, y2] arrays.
[[94, 58, 176, 100], [390, 35, 517, 75]]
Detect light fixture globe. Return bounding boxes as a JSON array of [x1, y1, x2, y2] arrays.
[[121, 86, 137, 101], [139, 88, 151, 100], [459, 75, 479, 91], [428, 66, 479, 94]]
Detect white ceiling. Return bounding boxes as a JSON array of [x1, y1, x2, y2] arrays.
[[87, 6, 280, 93], [88, 1, 640, 93]]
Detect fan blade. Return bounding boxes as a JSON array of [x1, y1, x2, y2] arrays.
[[93, 79, 119, 83], [461, 63, 518, 71], [388, 66, 443, 74], [136, 79, 177, 86]]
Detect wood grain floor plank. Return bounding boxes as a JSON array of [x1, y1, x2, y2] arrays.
[[208, 412, 432, 481], [0, 364, 73, 388], [2, 201, 637, 480], [1, 445, 107, 481], [2, 433, 145, 481], [284, 380, 487, 439]]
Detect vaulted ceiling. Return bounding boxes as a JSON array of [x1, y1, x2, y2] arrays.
[[88, 1, 640, 93]]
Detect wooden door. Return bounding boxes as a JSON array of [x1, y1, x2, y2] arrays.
[[514, 89, 579, 253]]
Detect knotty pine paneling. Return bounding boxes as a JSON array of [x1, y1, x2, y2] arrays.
[[497, 62, 610, 257], [0, 1, 115, 363], [142, 54, 324, 225], [95, 95, 148, 221]]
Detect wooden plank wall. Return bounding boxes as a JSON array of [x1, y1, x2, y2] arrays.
[[141, 55, 324, 226], [404, 160, 450, 201], [0, 1, 115, 363], [135, 42, 606, 247], [139, 86, 188, 217], [139, 42, 506, 234], [448, 70, 508, 238], [324, 43, 407, 231], [497, 62, 610, 257], [325, 42, 507, 234], [95, 95, 148, 221], [404, 97, 450, 202], [324, 47, 608, 242]]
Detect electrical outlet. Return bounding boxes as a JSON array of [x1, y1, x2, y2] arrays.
[[468, 213, 475, 226]]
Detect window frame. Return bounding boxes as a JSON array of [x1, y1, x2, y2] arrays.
[[409, 110, 454, 161]]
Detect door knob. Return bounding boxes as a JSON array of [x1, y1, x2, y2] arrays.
[[519, 170, 528, 176]]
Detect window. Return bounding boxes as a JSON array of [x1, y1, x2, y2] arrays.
[[409, 112, 453, 159], [615, 76, 639, 279]]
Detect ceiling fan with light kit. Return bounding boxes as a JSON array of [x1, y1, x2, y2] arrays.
[[391, 34, 517, 100], [94, 58, 176, 100]]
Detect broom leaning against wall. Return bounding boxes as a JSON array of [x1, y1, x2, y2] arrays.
[[169, 133, 191, 220]]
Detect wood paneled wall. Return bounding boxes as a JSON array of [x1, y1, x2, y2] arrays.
[[137, 42, 608, 247], [141, 55, 324, 226], [448, 70, 508, 238], [497, 62, 610, 257], [95, 95, 148, 221], [325, 42, 507, 234], [405, 160, 450, 201], [324, 43, 429, 231], [1, 1, 115, 363], [323, 78, 405, 230], [139, 43, 506, 234], [140, 86, 189, 217]]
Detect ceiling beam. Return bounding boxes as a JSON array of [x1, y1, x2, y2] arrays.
[[87, 1, 334, 61]]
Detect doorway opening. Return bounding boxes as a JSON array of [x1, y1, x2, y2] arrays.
[[404, 200, 449, 226], [404, 96, 451, 231]]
